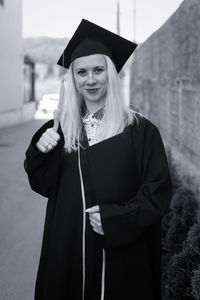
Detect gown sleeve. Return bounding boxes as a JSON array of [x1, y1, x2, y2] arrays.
[[99, 117, 173, 249], [24, 120, 64, 198]]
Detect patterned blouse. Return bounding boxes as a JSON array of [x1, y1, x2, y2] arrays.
[[81, 102, 105, 146]]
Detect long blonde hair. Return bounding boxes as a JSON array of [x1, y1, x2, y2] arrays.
[[57, 55, 140, 154]]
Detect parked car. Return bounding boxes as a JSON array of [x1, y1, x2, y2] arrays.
[[38, 93, 59, 114]]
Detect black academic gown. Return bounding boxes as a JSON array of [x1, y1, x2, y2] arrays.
[[24, 112, 172, 300]]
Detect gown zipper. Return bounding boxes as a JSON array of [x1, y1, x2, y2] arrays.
[[78, 140, 106, 300]]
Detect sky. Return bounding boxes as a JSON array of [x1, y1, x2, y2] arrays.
[[23, 0, 184, 43]]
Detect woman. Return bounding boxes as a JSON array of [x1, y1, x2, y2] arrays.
[[24, 19, 172, 300]]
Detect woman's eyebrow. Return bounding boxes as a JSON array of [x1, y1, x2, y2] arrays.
[[75, 65, 105, 71], [94, 65, 105, 68], [76, 67, 85, 70], [75, 67, 86, 71]]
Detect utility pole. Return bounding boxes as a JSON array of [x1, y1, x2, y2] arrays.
[[117, 0, 120, 35], [133, 0, 136, 42]]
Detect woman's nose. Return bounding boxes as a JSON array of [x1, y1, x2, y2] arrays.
[[86, 72, 97, 85]]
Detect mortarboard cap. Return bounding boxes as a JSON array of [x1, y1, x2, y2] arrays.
[[57, 19, 137, 73]]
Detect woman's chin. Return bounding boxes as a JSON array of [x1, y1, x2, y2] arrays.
[[84, 94, 105, 103]]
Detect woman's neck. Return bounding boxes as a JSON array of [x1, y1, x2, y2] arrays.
[[84, 99, 105, 114]]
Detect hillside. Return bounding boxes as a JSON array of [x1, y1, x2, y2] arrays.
[[23, 37, 69, 65]]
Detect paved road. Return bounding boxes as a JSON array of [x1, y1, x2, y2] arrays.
[[0, 119, 49, 300]]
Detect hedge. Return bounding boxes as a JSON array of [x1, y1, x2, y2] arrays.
[[162, 147, 200, 300]]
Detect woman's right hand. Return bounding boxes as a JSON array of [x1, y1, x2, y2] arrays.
[[36, 110, 61, 153]]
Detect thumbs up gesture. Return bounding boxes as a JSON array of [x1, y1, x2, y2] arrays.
[[36, 110, 61, 153]]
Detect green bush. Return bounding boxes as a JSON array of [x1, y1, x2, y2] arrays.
[[164, 222, 200, 299], [191, 264, 200, 300], [162, 147, 200, 299]]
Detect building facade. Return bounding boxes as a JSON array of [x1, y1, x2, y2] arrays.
[[0, 0, 35, 128]]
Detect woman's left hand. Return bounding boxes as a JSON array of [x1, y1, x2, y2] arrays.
[[85, 205, 104, 235]]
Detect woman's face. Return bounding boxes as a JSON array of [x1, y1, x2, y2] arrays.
[[73, 54, 108, 105]]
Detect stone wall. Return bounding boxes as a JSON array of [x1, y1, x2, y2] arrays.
[[130, 0, 200, 185]]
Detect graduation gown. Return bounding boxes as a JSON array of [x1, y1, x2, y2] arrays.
[[24, 112, 172, 300]]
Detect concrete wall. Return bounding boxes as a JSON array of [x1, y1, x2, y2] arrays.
[[0, 0, 35, 128], [130, 0, 200, 186]]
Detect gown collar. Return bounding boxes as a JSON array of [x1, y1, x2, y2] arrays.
[[81, 100, 105, 121]]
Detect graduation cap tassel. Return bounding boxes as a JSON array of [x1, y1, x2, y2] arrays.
[[58, 54, 66, 119], [59, 77, 65, 108]]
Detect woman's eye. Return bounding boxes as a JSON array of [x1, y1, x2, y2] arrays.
[[95, 67, 103, 74], [77, 70, 86, 75]]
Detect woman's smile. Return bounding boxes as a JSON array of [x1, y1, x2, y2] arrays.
[[86, 87, 100, 93]]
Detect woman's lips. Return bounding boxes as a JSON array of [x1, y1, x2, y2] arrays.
[[86, 88, 99, 93]]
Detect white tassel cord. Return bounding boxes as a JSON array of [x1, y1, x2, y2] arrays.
[[78, 141, 86, 300]]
